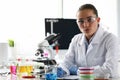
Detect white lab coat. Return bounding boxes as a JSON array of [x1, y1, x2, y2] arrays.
[[60, 24, 120, 78]]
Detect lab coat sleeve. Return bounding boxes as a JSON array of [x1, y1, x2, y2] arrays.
[[59, 35, 78, 75], [93, 34, 120, 78]]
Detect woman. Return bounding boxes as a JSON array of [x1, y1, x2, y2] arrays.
[[57, 4, 120, 78]]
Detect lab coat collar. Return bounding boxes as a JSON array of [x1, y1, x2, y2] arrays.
[[79, 34, 86, 45], [79, 24, 104, 45], [91, 24, 104, 44]]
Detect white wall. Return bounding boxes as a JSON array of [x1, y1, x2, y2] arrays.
[[0, 0, 62, 58], [0, 0, 118, 58], [117, 0, 120, 37]]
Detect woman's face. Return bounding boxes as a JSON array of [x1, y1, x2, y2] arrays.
[[76, 9, 100, 39]]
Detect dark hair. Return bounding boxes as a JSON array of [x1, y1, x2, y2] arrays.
[[78, 4, 98, 17]]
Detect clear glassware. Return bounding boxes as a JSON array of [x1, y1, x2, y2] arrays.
[[0, 61, 10, 77]]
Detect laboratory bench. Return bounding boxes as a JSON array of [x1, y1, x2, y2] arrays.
[[0, 74, 120, 80], [0, 74, 79, 80]]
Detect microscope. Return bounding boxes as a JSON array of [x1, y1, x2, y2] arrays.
[[34, 33, 61, 65], [33, 33, 61, 77]]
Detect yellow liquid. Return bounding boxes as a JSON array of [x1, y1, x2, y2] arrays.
[[17, 66, 33, 75]]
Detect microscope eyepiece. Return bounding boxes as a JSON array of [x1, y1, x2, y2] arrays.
[[35, 49, 44, 56]]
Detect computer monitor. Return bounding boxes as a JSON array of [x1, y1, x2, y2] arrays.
[[45, 18, 81, 49]]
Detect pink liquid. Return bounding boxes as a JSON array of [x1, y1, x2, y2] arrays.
[[10, 66, 17, 75]]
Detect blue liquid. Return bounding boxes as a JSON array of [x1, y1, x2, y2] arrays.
[[45, 73, 57, 80]]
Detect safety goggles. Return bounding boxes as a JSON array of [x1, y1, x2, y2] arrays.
[[76, 16, 97, 25]]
